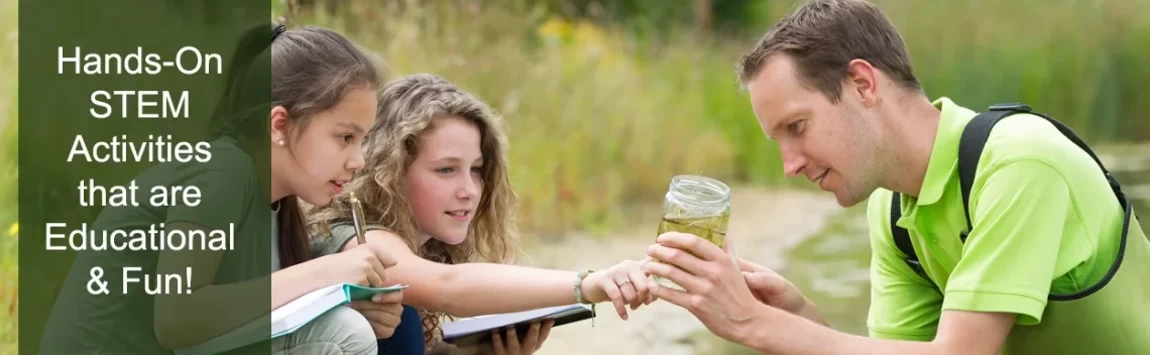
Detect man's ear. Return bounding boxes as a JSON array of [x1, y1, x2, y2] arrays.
[[845, 59, 880, 109]]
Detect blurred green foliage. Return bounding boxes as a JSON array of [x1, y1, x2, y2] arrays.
[[534, 0, 772, 38], [275, 0, 1150, 235], [1, 0, 17, 350]]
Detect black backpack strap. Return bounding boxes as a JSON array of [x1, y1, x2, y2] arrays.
[[955, 103, 1034, 241], [890, 192, 937, 289], [891, 102, 1136, 297], [889, 193, 917, 268], [957, 103, 1134, 239], [957, 103, 1137, 301]]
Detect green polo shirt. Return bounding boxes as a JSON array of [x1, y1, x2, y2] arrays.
[[864, 97, 1125, 340]]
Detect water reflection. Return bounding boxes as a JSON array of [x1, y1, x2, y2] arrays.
[[779, 205, 872, 336], [1116, 171, 1149, 223]]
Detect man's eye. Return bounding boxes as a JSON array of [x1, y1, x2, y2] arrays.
[[789, 120, 805, 135]]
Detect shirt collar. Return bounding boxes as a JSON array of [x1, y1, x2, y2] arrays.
[[916, 97, 977, 206]]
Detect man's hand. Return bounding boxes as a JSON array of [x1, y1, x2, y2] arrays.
[[641, 232, 764, 343], [739, 258, 827, 326], [348, 291, 405, 339]]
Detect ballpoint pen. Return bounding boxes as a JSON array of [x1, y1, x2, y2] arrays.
[[349, 191, 367, 245]]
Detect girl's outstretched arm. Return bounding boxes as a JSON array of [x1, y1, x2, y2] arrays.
[[341, 229, 652, 319]]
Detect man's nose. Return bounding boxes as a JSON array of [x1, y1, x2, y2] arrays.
[[781, 144, 808, 179]]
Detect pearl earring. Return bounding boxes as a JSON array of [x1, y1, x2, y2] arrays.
[[277, 139, 285, 146]]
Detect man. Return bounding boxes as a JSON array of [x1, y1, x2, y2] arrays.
[[642, 0, 1150, 354]]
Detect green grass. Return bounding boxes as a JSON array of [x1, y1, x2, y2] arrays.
[[285, 0, 795, 235], [279, 0, 1150, 235], [878, 0, 1150, 142], [1, 0, 17, 351]]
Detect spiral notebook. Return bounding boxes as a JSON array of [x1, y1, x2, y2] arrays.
[[441, 303, 594, 347], [175, 283, 407, 355]]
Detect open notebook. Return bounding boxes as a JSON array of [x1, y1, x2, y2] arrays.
[[175, 283, 407, 355], [442, 303, 594, 347]]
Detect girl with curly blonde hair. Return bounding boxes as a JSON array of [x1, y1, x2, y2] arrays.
[[308, 74, 653, 353]]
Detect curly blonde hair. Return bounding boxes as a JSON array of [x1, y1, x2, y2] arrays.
[[308, 73, 519, 347]]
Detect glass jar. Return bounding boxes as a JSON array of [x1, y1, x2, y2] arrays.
[[652, 174, 732, 291]]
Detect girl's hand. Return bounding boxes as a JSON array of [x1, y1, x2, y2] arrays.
[[580, 259, 653, 320], [348, 291, 405, 338], [491, 320, 554, 355], [313, 242, 397, 287], [739, 257, 827, 325]]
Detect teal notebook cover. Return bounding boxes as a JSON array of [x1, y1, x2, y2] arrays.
[[174, 283, 407, 355]]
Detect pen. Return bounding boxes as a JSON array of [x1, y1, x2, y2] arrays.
[[349, 191, 367, 245]]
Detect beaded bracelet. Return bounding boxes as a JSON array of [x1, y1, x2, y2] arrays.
[[574, 269, 596, 326]]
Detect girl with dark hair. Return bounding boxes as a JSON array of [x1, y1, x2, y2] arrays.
[[40, 24, 400, 355]]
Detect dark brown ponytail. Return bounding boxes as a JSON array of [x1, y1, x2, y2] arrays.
[[275, 197, 310, 268]]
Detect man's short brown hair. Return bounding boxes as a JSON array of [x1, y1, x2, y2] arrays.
[[737, 0, 921, 103]]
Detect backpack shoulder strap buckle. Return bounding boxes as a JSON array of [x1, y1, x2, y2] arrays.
[[987, 103, 1032, 112]]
